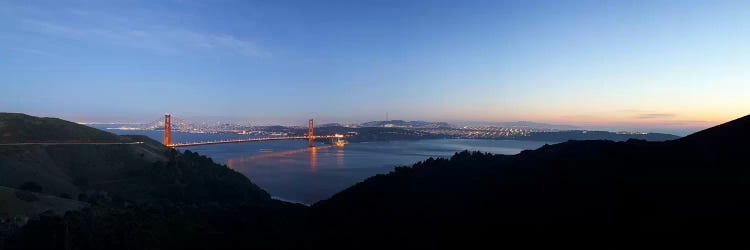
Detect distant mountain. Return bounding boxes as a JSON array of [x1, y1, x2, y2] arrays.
[[317, 123, 343, 127], [522, 130, 679, 142], [360, 120, 451, 128], [301, 126, 444, 143], [313, 114, 750, 246], [499, 121, 580, 130], [459, 120, 580, 130]]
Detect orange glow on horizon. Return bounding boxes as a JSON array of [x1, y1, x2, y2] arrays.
[[449, 110, 747, 130]]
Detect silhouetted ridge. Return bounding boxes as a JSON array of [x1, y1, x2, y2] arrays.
[[311, 114, 750, 247], [0, 112, 122, 143], [0, 113, 271, 205], [6, 113, 750, 249], [1, 114, 298, 250], [678, 114, 750, 145]]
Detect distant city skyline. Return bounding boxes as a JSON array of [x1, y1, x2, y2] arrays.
[[68, 113, 704, 136], [2, 0, 748, 136]]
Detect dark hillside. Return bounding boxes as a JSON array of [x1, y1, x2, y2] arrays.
[[5, 113, 750, 249], [313, 114, 750, 247], [0, 114, 271, 206], [1, 114, 290, 249], [675, 114, 750, 147], [0, 113, 122, 143]]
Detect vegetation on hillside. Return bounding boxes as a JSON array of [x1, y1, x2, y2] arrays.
[[1, 114, 282, 249], [6, 201, 309, 250], [312, 115, 750, 246], [0, 113, 122, 143], [2, 113, 750, 248]]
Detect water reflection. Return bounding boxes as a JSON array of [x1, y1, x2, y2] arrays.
[[309, 146, 317, 171], [226, 145, 338, 171], [93, 124, 553, 204], [336, 148, 344, 168]]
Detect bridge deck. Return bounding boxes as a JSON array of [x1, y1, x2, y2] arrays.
[[169, 135, 342, 147]]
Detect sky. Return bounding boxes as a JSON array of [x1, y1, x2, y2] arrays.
[[1, 0, 749, 134]]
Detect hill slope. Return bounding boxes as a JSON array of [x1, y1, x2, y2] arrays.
[[0, 113, 122, 143], [0, 114, 306, 249], [313, 114, 750, 246], [0, 114, 270, 207], [4, 113, 749, 249], [0, 186, 85, 221]]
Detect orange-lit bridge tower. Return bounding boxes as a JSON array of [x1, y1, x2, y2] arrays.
[[160, 115, 328, 148], [163, 114, 171, 146], [308, 118, 314, 147]]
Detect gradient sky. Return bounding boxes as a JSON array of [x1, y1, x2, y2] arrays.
[[1, 0, 748, 134]]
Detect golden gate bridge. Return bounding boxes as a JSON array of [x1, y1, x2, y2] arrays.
[[149, 114, 344, 148]]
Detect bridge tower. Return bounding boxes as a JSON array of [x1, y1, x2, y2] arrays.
[[308, 118, 314, 147], [164, 114, 171, 146]]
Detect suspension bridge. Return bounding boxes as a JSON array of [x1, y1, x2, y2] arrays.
[[146, 114, 344, 148]]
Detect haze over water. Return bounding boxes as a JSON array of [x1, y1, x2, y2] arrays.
[[92, 124, 549, 204]]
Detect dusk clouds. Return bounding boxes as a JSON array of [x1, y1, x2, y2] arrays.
[[1, 0, 747, 132], [636, 113, 676, 119], [6, 3, 266, 57]]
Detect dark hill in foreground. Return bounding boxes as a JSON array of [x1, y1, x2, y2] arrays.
[[0, 133, 269, 206], [0, 113, 122, 143], [0, 114, 304, 249], [4, 113, 750, 249], [313, 114, 750, 247]]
